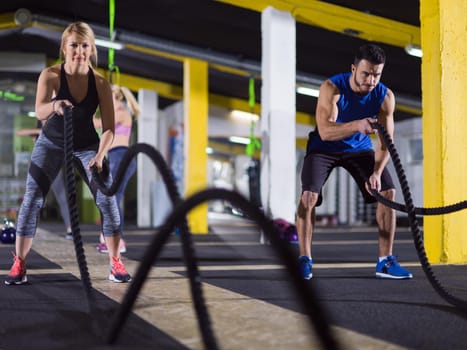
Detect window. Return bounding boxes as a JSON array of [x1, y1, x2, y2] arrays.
[[408, 138, 423, 164]]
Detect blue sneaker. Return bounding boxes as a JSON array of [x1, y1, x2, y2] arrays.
[[376, 255, 413, 279], [299, 256, 313, 280]]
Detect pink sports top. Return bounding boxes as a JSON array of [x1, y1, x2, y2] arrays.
[[115, 123, 132, 137]]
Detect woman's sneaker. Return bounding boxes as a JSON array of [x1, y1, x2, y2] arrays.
[[96, 242, 109, 253], [376, 255, 413, 279], [96, 239, 127, 254], [5, 254, 27, 285], [109, 257, 132, 283]]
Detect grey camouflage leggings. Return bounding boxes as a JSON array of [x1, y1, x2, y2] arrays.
[[16, 133, 121, 238]]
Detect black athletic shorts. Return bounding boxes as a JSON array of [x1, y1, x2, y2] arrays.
[[300, 150, 395, 207]]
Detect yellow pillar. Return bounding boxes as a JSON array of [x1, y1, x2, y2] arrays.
[[183, 58, 209, 233], [421, 0, 467, 263]]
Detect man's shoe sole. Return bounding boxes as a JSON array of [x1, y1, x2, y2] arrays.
[[376, 272, 413, 279]]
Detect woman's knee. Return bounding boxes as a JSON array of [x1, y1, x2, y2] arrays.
[[96, 195, 120, 228]]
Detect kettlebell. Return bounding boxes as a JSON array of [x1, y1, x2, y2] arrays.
[[0, 218, 16, 244]]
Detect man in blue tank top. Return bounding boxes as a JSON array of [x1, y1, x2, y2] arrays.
[[297, 44, 413, 280]]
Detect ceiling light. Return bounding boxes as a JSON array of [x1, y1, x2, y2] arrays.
[[296, 85, 320, 97], [230, 110, 259, 122], [229, 136, 250, 145], [14, 8, 32, 26], [405, 44, 422, 58], [342, 28, 361, 37], [95, 37, 125, 50]]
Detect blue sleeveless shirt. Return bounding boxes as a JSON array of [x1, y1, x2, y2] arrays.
[[306, 72, 387, 153], [42, 64, 100, 151]]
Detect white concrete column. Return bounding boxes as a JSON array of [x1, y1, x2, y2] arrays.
[[348, 175, 357, 225], [260, 6, 296, 222], [137, 89, 159, 227], [338, 168, 348, 225]]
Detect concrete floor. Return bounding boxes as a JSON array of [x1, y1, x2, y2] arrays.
[[1, 213, 467, 349]]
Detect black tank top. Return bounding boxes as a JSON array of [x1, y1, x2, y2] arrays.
[[42, 64, 100, 150]]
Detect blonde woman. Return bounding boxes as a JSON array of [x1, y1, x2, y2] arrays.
[[5, 22, 131, 284], [94, 85, 140, 254]]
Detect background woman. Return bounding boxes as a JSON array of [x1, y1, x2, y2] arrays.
[[94, 85, 140, 254]]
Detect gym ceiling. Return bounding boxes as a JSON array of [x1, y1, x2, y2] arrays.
[[0, 0, 422, 123]]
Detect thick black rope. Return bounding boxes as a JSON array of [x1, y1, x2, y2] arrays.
[[370, 187, 467, 215], [108, 188, 341, 350], [91, 143, 219, 350], [370, 122, 467, 311], [63, 106, 97, 312], [93, 144, 340, 349]]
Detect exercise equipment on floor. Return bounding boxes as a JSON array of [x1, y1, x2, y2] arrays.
[[0, 218, 16, 244], [62, 103, 339, 350], [370, 121, 467, 311]]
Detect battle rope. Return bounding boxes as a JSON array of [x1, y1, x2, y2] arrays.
[[91, 143, 340, 350], [370, 188, 467, 215], [370, 121, 467, 311], [63, 106, 97, 313], [90, 143, 219, 350], [63, 101, 467, 346], [110, 187, 340, 350]]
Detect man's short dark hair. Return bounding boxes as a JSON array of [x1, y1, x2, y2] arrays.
[[354, 44, 386, 66]]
